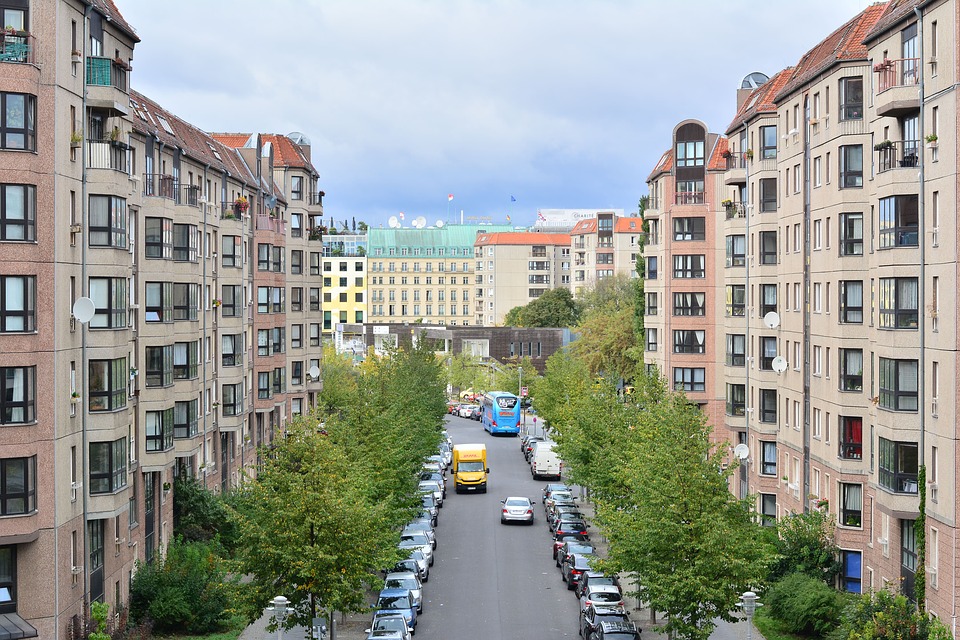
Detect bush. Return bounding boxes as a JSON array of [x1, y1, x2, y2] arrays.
[[173, 476, 239, 553], [766, 572, 850, 636], [129, 537, 235, 634]]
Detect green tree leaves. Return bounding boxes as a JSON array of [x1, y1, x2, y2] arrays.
[[503, 287, 580, 327]]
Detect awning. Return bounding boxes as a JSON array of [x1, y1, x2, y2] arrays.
[[0, 613, 38, 639]]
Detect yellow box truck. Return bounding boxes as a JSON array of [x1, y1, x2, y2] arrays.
[[452, 444, 488, 493]]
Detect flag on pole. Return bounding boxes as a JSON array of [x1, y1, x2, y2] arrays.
[[506, 215, 512, 223], [510, 195, 516, 202], [448, 194, 454, 202], [537, 210, 546, 222]]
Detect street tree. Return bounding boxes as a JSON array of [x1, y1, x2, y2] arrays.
[[570, 302, 639, 382], [503, 287, 580, 327]]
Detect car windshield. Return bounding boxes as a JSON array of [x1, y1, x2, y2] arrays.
[[401, 534, 429, 545], [574, 556, 594, 569], [505, 498, 529, 507], [458, 461, 484, 472], [590, 591, 622, 603], [386, 578, 417, 590], [551, 491, 573, 501], [569, 544, 594, 554], [373, 617, 407, 633], [378, 595, 411, 609]]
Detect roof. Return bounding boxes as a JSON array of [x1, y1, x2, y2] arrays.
[[646, 149, 673, 183], [474, 232, 570, 246], [774, 3, 887, 101], [368, 224, 513, 249], [209, 133, 255, 149], [89, 0, 140, 42], [726, 68, 795, 133], [863, 0, 919, 43], [262, 134, 317, 174], [615, 217, 643, 232]]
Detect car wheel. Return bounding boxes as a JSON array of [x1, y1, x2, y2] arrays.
[[500, 518, 506, 524], [567, 580, 576, 590]]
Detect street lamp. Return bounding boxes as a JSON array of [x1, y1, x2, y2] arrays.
[[268, 595, 290, 640], [737, 590, 761, 640], [518, 366, 524, 429]]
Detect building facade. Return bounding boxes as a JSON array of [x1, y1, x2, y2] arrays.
[[319, 233, 367, 338], [569, 212, 644, 295]]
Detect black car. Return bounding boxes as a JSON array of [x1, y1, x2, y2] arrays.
[[547, 500, 582, 526], [579, 603, 631, 638], [557, 540, 595, 568], [587, 619, 641, 640], [553, 532, 590, 559], [576, 571, 623, 598], [553, 518, 589, 537], [562, 552, 595, 589], [542, 482, 570, 501]]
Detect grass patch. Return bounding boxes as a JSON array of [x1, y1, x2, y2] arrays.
[[149, 615, 246, 640], [754, 607, 814, 640]]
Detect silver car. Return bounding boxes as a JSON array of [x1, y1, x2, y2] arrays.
[[405, 549, 429, 582], [365, 612, 413, 640], [399, 532, 434, 566], [384, 571, 423, 613], [500, 496, 535, 525], [418, 480, 443, 507], [403, 522, 437, 549]]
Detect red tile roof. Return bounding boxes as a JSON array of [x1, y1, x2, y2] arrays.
[[210, 134, 255, 149], [775, 3, 887, 102], [646, 150, 673, 183], [571, 219, 596, 234], [262, 134, 317, 174], [614, 217, 644, 233], [707, 138, 728, 171], [863, 0, 917, 44], [726, 67, 795, 133], [474, 232, 570, 246]]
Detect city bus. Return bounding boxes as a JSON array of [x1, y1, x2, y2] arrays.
[[481, 391, 521, 435]]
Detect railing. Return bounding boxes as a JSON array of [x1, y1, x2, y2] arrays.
[[724, 203, 747, 219], [180, 184, 200, 207], [143, 173, 176, 199], [85, 56, 128, 91], [724, 155, 748, 169], [875, 140, 920, 172], [0, 32, 35, 64], [646, 197, 660, 210], [256, 215, 286, 234], [86, 139, 126, 171], [309, 192, 324, 205], [675, 192, 704, 205], [875, 58, 920, 92], [840, 442, 863, 459]]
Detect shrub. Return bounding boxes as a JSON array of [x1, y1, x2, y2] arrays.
[[768, 509, 842, 584], [766, 572, 850, 636]]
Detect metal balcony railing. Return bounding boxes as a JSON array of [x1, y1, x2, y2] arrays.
[[143, 173, 176, 199], [874, 57, 920, 92], [675, 192, 705, 205], [0, 32, 35, 64], [86, 139, 126, 171], [86, 56, 128, 91], [875, 140, 920, 173]]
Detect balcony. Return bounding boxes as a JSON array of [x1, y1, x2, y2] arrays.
[[874, 58, 920, 117], [723, 202, 746, 220], [143, 173, 176, 199], [309, 191, 325, 206], [723, 154, 747, 186], [875, 140, 920, 173], [86, 139, 127, 171], [0, 31, 35, 64], [85, 56, 130, 115], [675, 192, 704, 205], [256, 214, 286, 235]]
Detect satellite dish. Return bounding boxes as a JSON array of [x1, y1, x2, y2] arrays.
[[265, 195, 277, 210], [771, 356, 788, 373], [308, 365, 320, 380], [414, 216, 427, 229], [763, 311, 781, 329], [72, 297, 95, 324], [436, 220, 445, 228], [733, 444, 750, 460], [388, 216, 399, 229]]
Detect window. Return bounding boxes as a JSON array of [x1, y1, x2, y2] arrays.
[[173, 341, 199, 379], [759, 494, 777, 527], [257, 244, 270, 271], [257, 329, 270, 356], [89, 195, 127, 248], [879, 358, 918, 411], [834, 280, 863, 324], [674, 255, 705, 278], [290, 250, 302, 275], [839, 146, 863, 188], [309, 323, 320, 347], [879, 437, 918, 493], [645, 328, 658, 352], [840, 483, 862, 527], [841, 551, 862, 594], [760, 125, 777, 159], [759, 389, 777, 423], [272, 367, 285, 395], [840, 213, 863, 256], [0, 92, 36, 151], [290, 213, 302, 238], [878, 278, 918, 328], [291, 176, 303, 200], [675, 140, 704, 167], [757, 231, 777, 265], [222, 383, 243, 416], [0, 456, 35, 515], [272, 246, 284, 273], [726, 334, 745, 367], [645, 256, 657, 279], [840, 416, 862, 459], [173, 283, 198, 321], [673, 367, 705, 392], [309, 287, 320, 312], [645, 292, 658, 315], [88, 358, 126, 411], [760, 442, 777, 475], [759, 178, 777, 212], [290, 324, 302, 349], [673, 330, 705, 354], [257, 372, 271, 399], [221, 334, 242, 367], [272, 327, 285, 354], [839, 77, 863, 120], [145, 282, 172, 323], [221, 235, 240, 268], [878, 195, 919, 248], [0, 183, 35, 241], [89, 277, 126, 329], [725, 235, 745, 267], [759, 284, 777, 316], [759, 337, 777, 370], [290, 287, 302, 312], [145, 408, 174, 452], [174, 399, 198, 439], [0, 366, 34, 424], [839, 349, 863, 391], [725, 285, 745, 317], [0, 275, 33, 332], [145, 345, 173, 387], [89, 438, 127, 494], [672, 292, 705, 317], [674, 217, 705, 241], [172, 224, 198, 262], [726, 383, 745, 416]]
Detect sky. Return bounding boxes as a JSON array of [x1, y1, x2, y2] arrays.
[[120, 0, 873, 230]]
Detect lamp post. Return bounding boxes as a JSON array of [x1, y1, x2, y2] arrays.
[[518, 366, 524, 429], [268, 595, 290, 640], [737, 590, 761, 640]]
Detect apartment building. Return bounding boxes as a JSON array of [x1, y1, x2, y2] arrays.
[[569, 212, 644, 296], [645, 0, 959, 618], [367, 224, 511, 325], [472, 232, 571, 326], [319, 232, 367, 338]]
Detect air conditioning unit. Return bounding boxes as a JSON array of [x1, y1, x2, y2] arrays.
[[71, 565, 83, 575]]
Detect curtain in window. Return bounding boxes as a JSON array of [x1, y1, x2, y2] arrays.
[[899, 279, 918, 308], [844, 484, 862, 511], [6, 367, 24, 422], [844, 350, 863, 375]]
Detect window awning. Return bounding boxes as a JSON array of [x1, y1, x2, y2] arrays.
[[0, 613, 38, 640]]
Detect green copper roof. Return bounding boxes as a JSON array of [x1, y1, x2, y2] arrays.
[[368, 224, 513, 251]]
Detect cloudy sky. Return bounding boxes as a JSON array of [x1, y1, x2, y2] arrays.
[[120, 0, 872, 229]]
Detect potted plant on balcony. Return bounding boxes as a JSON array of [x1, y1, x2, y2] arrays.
[[71, 391, 81, 404], [874, 140, 894, 151], [721, 149, 733, 159], [926, 133, 939, 149], [233, 196, 249, 215], [70, 131, 82, 149], [873, 58, 893, 72], [212, 298, 221, 308], [744, 148, 754, 160]]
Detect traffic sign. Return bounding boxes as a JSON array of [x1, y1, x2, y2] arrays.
[[520, 386, 528, 397]]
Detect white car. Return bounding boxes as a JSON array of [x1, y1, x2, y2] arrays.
[[458, 403, 478, 418], [579, 584, 625, 612], [418, 480, 443, 507], [400, 532, 434, 566], [384, 571, 423, 613]]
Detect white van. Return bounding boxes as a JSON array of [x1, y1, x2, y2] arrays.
[[530, 442, 562, 480]]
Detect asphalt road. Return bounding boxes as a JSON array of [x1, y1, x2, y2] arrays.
[[410, 413, 582, 639]]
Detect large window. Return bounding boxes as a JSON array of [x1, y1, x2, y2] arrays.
[[879, 358, 918, 411], [174, 399, 198, 439], [760, 441, 777, 476], [759, 178, 777, 212], [673, 330, 705, 354], [725, 285, 745, 317], [673, 367, 705, 392], [0, 183, 35, 241], [759, 337, 777, 370], [673, 292, 705, 316], [726, 383, 745, 416], [879, 437, 918, 493], [221, 235, 240, 268], [89, 438, 127, 494], [290, 250, 302, 275], [674, 254, 705, 278], [760, 125, 777, 159], [673, 217, 705, 241], [675, 140, 704, 167], [839, 145, 863, 188], [839, 349, 863, 391], [89, 277, 126, 329], [841, 551, 862, 594], [145, 409, 174, 452], [145, 281, 172, 323], [878, 195, 919, 248], [88, 358, 126, 411], [759, 494, 777, 527], [725, 235, 745, 267], [645, 292, 658, 316], [0, 545, 16, 613], [759, 389, 777, 423], [144, 217, 172, 258], [725, 334, 745, 367], [222, 383, 243, 416], [221, 334, 243, 367], [221, 285, 242, 317], [839, 281, 863, 323], [0, 92, 36, 151], [173, 224, 198, 262], [257, 371, 272, 399], [0, 275, 33, 332], [839, 77, 863, 120], [0, 456, 35, 515], [88, 195, 127, 248], [645, 256, 657, 279], [0, 366, 34, 424], [173, 341, 198, 380], [878, 278, 918, 329], [145, 345, 173, 387], [759, 232, 777, 265], [173, 282, 198, 321], [291, 176, 303, 200], [840, 416, 862, 459], [840, 213, 863, 256], [840, 483, 862, 527], [759, 284, 777, 316]]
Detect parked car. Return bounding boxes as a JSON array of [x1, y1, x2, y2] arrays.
[[553, 518, 589, 538], [561, 552, 595, 589], [579, 584, 625, 612], [418, 480, 444, 507], [365, 629, 405, 640], [446, 401, 460, 414], [403, 522, 437, 549], [384, 571, 423, 613], [500, 496, 535, 525], [388, 558, 422, 581], [419, 471, 446, 497], [579, 603, 631, 639], [458, 403, 479, 419], [553, 532, 590, 560], [372, 588, 417, 633], [404, 549, 429, 582], [585, 619, 641, 640], [426, 455, 446, 474], [556, 540, 595, 568], [550, 503, 586, 527], [420, 494, 438, 525], [576, 571, 623, 599], [542, 483, 570, 502], [544, 489, 575, 511], [399, 532, 434, 566], [523, 437, 545, 461], [365, 612, 413, 640], [438, 443, 452, 468]]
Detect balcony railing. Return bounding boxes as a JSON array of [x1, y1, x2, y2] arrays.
[[86, 56, 128, 91], [180, 184, 200, 207], [143, 173, 176, 199], [256, 214, 286, 234], [0, 32, 35, 64], [874, 57, 920, 93], [723, 154, 748, 169], [86, 139, 126, 171], [840, 442, 863, 460], [309, 191, 325, 206], [675, 192, 704, 205], [875, 140, 920, 173], [724, 203, 746, 219]]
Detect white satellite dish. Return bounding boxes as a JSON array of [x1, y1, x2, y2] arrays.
[[436, 220, 444, 228], [763, 311, 781, 329], [72, 297, 95, 324], [308, 365, 320, 380], [388, 216, 399, 229], [733, 444, 750, 460], [414, 216, 427, 229], [771, 356, 788, 373]]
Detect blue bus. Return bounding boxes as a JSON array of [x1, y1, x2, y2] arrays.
[[481, 391, 521, 435]]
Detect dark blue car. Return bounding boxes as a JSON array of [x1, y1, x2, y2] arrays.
[[373, 588, 417, 632]]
